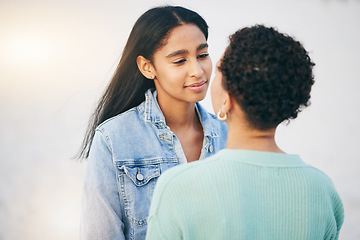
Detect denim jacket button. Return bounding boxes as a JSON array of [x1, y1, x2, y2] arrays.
[[136, 173, 144, 181], [209, 145, 213, 153]]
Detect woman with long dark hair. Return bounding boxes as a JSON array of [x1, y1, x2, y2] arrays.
[[79, 6, 227, 239]]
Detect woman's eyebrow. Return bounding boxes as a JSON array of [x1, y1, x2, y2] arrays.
[[197, 43, 208, 51], [166, 49, 188, 58], [166, 43, 209, 58]]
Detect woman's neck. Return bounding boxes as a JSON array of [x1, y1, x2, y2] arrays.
[[157, 96, 199, 130], [157, 95, 204, 163], [226, 122, 284, 153]]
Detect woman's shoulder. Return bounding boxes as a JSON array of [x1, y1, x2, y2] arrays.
[[96, 106, 144, 133]]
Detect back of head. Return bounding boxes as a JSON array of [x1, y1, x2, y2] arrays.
[[220, 25, 315, 130]]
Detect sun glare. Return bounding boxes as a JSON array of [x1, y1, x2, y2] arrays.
[[3, 33, 55, 66]]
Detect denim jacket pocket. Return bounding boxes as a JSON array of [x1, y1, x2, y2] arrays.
[[118, 163, 160, 226]]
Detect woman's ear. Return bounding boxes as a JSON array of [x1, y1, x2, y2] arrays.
[[222, 92, 232, 114], [136, 55, 156, 79]]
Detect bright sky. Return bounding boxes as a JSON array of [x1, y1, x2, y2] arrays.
[[1, 0, 359, 239]]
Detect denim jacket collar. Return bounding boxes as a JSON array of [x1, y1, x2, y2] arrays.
[[138, 88, 219, 139]]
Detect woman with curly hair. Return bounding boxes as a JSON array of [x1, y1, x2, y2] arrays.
[[146, 25, 344, 239]]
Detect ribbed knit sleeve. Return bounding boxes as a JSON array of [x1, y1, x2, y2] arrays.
[[329, 182, 345, 239]]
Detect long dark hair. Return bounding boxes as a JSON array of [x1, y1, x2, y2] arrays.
[[77, 6, 209, 159]]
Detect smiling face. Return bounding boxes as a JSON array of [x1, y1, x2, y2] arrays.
[[150, 23, 212, 105]]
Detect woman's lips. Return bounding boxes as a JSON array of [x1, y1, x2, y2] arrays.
[[185, 80, 207, 92]]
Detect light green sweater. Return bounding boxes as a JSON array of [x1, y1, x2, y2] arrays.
[[146, 149, 344, 240]]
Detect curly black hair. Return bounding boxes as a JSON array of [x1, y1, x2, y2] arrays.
[[220, 25, 315, 130]]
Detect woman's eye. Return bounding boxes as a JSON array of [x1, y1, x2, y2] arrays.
[[173, 59, 186, 64], [198, 53, 209, 59]]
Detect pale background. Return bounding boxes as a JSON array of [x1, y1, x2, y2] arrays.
[[0, 0, 359, 239]]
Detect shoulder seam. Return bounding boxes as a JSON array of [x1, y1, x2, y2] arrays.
[[96, 108, 137, 130]]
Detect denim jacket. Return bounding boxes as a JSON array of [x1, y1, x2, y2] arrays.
[[80, 89, 228, 240]]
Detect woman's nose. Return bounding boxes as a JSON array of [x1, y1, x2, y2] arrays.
[[189, 60, 204, 78]]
